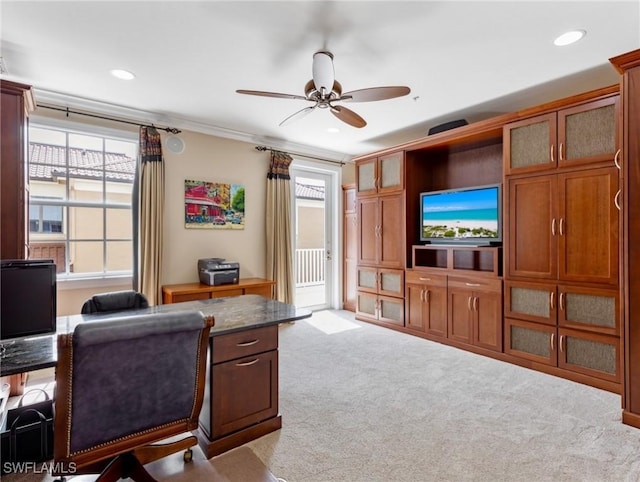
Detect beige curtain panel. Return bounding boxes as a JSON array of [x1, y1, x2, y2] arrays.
[[266, 151, 294, 304], [137, 127, 164, 305]]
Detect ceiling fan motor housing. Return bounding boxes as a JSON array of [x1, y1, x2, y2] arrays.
[[312, 51, 335, 97]]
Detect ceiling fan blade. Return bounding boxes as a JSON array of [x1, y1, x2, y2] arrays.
[[279, 105, 317, 126], [330, 105, 367, 128], [340, 86, 411, 102], [312, 51, 335, 98], [236, 89, 308, 101]]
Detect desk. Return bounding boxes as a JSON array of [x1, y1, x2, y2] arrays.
[[0, 295, 311, 457]]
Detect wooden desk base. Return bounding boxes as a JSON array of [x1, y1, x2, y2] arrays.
[[197, 416, 282, 459]]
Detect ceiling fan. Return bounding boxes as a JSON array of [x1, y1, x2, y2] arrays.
[[236, 51, 411, 128]]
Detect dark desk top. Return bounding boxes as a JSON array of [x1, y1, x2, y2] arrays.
[[0, 295, 311, 377]]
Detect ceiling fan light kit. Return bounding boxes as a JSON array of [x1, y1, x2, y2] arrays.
[[236, 50, 411, 128]]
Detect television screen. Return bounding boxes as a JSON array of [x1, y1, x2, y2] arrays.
[[1, 259, 57, 341], [420, 184, 501, 244]]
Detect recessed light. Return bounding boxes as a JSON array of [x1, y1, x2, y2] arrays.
[[110, 69, 135, 80], [554, 30, 586, 47], [327, 127, 340, 134]]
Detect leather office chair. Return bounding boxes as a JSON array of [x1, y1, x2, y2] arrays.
[[53, 310, 214, 481], [80, 290, 149, 314]]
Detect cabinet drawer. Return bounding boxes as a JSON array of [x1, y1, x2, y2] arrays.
[[405, 270, 446, 287], [448, 276, 502, 293], [212, 288, 244, 298], [212, 325, 278, 364], [171, 291, 211, 303]]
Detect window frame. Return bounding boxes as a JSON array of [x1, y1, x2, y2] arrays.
[[28, 117, 138, 288]]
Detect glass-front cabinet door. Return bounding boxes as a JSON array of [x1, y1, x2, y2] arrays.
[[558, 328, 620, 383], [557, 285, 619, 336], [504, 113, 557, 175], [505, 281, 556, 325], [557, 96, 619, 168], [356, 157, 377, 196], [505, 318, 556, 366]]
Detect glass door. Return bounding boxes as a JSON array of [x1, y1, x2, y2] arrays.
[[290, 166, 335, 310]]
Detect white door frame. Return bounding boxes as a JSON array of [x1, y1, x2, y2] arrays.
[[290, 159, 341, 310]]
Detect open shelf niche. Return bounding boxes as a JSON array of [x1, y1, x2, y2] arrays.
[[404, 132, 504, 269]]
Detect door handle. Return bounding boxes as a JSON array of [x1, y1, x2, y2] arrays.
[[615, 190, 621, 211], [614, 148, 622, 170]]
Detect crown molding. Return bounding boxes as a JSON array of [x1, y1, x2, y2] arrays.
[[32, 88, 353, 164]]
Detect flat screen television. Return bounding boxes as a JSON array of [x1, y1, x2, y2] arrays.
[[1, 259, 57, 341], [419, 184, 502, 245]]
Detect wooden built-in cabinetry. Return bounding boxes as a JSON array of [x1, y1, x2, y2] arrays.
[[610, 48, 640, 428], [351, 83, 623, 395], [355, 151, 406, 326], [1, 80, 35, 261], [503, 88, 621, 391], [406, 246, 503, 353], [342, 184, 357, 311]]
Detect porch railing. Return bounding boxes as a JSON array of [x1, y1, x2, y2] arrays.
[[295, 248, 325, 286]]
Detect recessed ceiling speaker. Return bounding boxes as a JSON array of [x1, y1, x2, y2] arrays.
[[428, 119, 468, 135], [166, 135, 185, 154]]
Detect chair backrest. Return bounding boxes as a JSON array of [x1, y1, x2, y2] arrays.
[[54, 310, 214, 471], [81, 290, 149, 314]]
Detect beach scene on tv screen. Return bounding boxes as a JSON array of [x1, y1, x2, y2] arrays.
[[422, 188, 498, 239]]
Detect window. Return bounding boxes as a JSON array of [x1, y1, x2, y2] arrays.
[[28, 124, 137, 279]]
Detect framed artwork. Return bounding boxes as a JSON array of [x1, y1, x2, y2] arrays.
[[184, 179, 245, 229]]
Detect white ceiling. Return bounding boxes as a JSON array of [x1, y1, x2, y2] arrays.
[[2, 1, 639, 161]]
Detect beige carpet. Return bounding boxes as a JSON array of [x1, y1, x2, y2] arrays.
[[247, 310, 640, 482]]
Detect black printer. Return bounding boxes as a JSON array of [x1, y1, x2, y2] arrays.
[[198, 258, 240, 286]]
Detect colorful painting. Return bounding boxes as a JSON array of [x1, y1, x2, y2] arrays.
[[184, 179, 245, 229]]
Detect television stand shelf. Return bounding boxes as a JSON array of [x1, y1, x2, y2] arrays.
[[412, 245, 502, 277]]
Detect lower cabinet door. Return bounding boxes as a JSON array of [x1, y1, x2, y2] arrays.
[[558, 328, 620, 383], [448, 288, 473, 345], [212, 350, 278, 438], [356, 291, 378, 320], [474, 289, 503, 352], [378, 295, 404, 326], [505, 318, 556, 366], [405, 283, 446, 335]]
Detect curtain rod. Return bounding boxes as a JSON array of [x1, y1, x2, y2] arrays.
[[255, 145, 345, 166], [37, 104, 181, 134]]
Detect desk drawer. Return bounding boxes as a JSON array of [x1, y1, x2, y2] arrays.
[[212, 325, 278, 364]]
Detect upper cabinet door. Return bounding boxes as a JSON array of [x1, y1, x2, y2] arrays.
[[557, 96, 619, 168], [356, 157, 378, 196], [507, 175, 558, 280], [504, 113, 557, 175], [558, 166, 619, 286], [356, 152, 404, 197], [377, 152, 404, 195]]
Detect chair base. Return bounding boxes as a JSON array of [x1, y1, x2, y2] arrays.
[[55, 436, 197, 482]]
